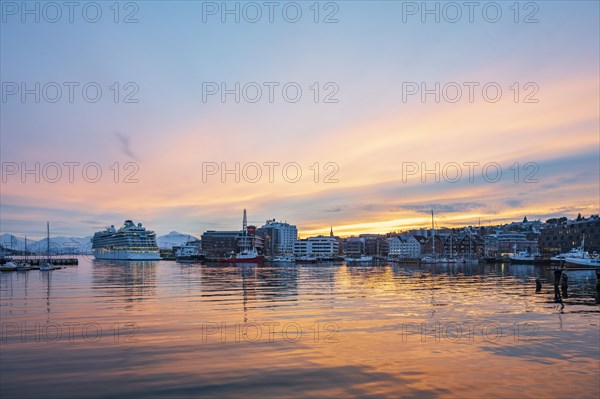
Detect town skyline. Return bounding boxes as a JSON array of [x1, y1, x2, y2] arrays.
[[1, 210, 596, 242]]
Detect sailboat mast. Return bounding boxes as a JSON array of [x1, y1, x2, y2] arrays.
[[469, 228, 472, 260], [431, 210, 435, 259], [47, 222, 50, 261], [450, 230, 453, 259]]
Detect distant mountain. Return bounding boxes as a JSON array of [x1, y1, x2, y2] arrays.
[[1, 231, 197, 253], [0, 234, 25, 250], [0, 234, 92, 254], [157, 231, 198, 249]]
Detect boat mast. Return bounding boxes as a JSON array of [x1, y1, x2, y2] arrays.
[[242, 209, 250, 251], [431, 210, 435, 260], [450, 230, 453, 260], [46, 222, 50, 262], [469, 228, 472, 260]]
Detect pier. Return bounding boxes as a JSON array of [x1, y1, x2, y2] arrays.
[[0, 257, 78, 266]]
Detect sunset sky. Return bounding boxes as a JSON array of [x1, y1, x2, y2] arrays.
[[1, 1, 599, 239]]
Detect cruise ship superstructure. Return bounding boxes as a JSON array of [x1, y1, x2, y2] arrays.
[[92, 220, 161, 260]]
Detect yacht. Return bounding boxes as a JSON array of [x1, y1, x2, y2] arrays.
[[563, 256, 600, 267], [551, 237, 591, 262], [92, 220, 161, 260]]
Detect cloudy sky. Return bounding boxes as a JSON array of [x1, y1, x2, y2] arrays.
[[1, 1, 599, 239]]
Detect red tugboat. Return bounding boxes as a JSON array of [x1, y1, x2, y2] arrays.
[[217, 209, 265, 263]]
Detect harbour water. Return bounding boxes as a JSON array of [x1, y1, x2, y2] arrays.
[[1, 258, 599, 398]]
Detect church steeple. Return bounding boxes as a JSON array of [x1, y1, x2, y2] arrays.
[[330, 226, 334, 237]]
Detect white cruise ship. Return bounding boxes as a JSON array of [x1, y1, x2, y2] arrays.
[[92, 220, 161, 260]]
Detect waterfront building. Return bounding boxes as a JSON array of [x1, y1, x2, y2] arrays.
[[201, 231, 240, 257], [539, 215, 600, 254], [388, 235, 421, 259], [294, 236, 339, 258], [344, 237, 365, 257], [257, 220, 297, 256], [494, 232, 538, 254], [422, 234, 448, 256], [360, 234, 390, 257], [201, 230, 264, 257], [456, 234, 485, 257]]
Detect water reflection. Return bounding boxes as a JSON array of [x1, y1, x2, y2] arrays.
[[1, 259, 598, 398], [91, 260, 158, 305]]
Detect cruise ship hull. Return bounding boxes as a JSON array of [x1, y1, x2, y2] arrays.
[[93, 249, 161, 261]]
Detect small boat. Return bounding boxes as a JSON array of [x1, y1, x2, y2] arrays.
[[563, 256, 600, 267], [218, 248, 264, 263], [40, 222, 56, 271], [17, 236, 32, 271], [217, 210, 265, 263], [0, 260, 17, 272], [271, 256, 295, 263], [508, 244, 538, 264], [345, 255, 373, 263], [295, 255, 318, 263], [175, 242, 203, 263], [421, 256, 450, 264], [1, 236, 17, 271]]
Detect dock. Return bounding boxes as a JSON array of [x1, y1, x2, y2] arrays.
[[0, 258, 78, 266]]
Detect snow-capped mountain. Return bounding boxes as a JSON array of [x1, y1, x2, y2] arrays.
[[0, 234, 92, 254], [156, 232, 199, 249], [1, 231, 198, 253]]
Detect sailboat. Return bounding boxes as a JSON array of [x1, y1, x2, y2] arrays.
[[40, 222, 56, 271], [0, 236, 17, 271], [421, 210, 446, 264], [16, 236, 32, 271]]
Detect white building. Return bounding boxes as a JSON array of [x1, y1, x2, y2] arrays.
[[261, 219, 298, 256], [294, 236, 339, 258], [388, 235, 421, 259]]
